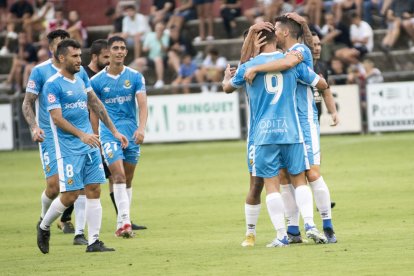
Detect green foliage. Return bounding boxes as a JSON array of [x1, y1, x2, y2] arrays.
[[0, 133, 414, 275]]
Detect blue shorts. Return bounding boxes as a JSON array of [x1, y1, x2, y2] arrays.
[[301, 120, 321, 166], [57, 150, 105, 192], [253, 143, 309, 178], [247, 140, 254, 173], [102, 140, 140, 166], [39, 140, 58, 178]]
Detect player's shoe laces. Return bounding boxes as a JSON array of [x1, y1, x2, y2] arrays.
[[37, 223, 50, 254], [266, 236, 289, 248], [85, 240, 115, 252], [131, 222, 147, 230], [287, 232, 303, 244], [73, 234, 88, 245], [305, 224, 328, 244], [241, 233, 256, 247], [323, 228, 337, 243], [115, 224, 135, 238], [57, 221, 75, 234]]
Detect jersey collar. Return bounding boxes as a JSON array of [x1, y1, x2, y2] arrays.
[[105, 65, 126, 79]]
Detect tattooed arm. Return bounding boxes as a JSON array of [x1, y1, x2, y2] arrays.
[[87, 90, 128, 148], [286, 12, 314, 53], [22, 93, 45, 142]]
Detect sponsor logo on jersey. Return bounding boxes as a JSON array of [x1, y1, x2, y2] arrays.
[[104, 95, 132, 104], [27, 80, 36, 89], [66, 90, 73, 96], [48, 94, 56, 103], [104, 87, 110, 93], [123, 80, 131, 89], [64, 100, 87, 109]]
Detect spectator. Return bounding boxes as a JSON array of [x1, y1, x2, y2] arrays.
[[150, 0, 176, 26], [121, 5, 151, 59], [0, 0, 6, 31], [23, 0, 54, 43], [47, 8, 69, 32], [335, 11, 373, 64], [193, 0, 214, 42], [2, 32, 37, 92], [171, 53, 198, 94], [67, 10, 88, 47], [320, 12, 351, 62], [304, 0, 323, 27], [135, 22, 170, 88], [381, 0, 414, 52], [195, 48, 227, 93], [220, 0, 242, 38], [332, 0, 362, 24], [105, 6, 124, 35], [329, 57, 348, 85], [362, 58, 384, 84], [167, 0, 197, 41]]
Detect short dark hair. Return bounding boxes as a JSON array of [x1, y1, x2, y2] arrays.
[[90, 39, 108, 56], [258, 28, 276, 43], [55, 39, 81, 59], [311, 31, 318, 37], [47, 29, 70, 44], [208, 48, 219, 56], [242, 29, 250, 39], [108, 36, 126, 47], [274, 15, 302, 39]]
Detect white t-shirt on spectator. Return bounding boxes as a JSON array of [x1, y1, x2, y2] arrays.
[[122, 13, 151, 36], [350, 21, 373, 52], [202, 55, 227, 69]]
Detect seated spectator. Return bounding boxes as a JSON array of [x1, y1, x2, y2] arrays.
[[195, 48, 227, 93], [244, 0, 286, 24], [105, 6, 124, 35], [2, 32, 37, 92], [47, 8, 69, 32], [335, 11, 373, 64], [121, 5, 151, 59], [171, 54, 198, 94], [220, 0, 242, 38], [67, 10, 88, 47], [381, 0, 414, 52], [304, 0, 323, 26], [135, 22, 170, 88], [193, 0, 214, 42], [362, 58, 384, 84], [320, 12, 351, 62], [23, 0, 54, 43], [329, 57, 348, 85], [150, 0, 176, 26], [167, 0, 197, 41], [332, 0, 362, 24]]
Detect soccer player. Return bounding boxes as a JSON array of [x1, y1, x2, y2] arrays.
[[36, 39, 128, 254], [223, 28, 328, 247], [243, 14, 337, 243], [87, 38, 147, 231], [22, 29, 90, 246], [90, 36, 148, 238]]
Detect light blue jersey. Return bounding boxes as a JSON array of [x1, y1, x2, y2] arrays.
[[231, 51, 320, 146], [91, 66, 146, 143], [45, 72, 96, 158], [289, 43, 318, 123]]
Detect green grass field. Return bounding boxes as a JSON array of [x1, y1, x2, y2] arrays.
[[1, 133, 414, 275]]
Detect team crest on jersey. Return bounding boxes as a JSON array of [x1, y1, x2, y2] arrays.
[[108, 152, 113, 158], [27, 80, 36, 89], [104, 87, 110, 93], [67, 178, 73, 185], [46, 165, 50, 173], [123, 80, 131, 88], [48, 93, 56, 103]]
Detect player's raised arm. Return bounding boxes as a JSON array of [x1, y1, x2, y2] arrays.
[[240, 22, 274, 64], [244, 50, 304, 85], [87, 90, 128, 148], [286, 12, 314, 53], [22, 92, 45, 142]]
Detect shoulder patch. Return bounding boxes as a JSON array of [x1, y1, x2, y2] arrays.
[[48, 93, 56, 103], [27, 80, 36, 89]]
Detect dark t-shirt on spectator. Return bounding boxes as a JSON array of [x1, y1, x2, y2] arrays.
[[313, 60, 329, 121], [114, 16, 124, 33], [391, 0, 414, 18], [153, 0, 175, 12], [10, 1, 34, 18], [84, 65, 97, 79], [334, 22, 352, 47], [14, 44, 38, 63]]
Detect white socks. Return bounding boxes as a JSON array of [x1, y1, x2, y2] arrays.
[[74, 195, 86, 235], [245, 203, 261, 236], [40, 197, 68, 230], [266, 193, 287, 240], [309, 176, 332, 220], [86, 198, 102, 245], [113, 183, 130, 227], [280, 184, 300, 227], [40, 191, 53, 219], [295, 185, 315, 227], [126, 187, 132, 207]]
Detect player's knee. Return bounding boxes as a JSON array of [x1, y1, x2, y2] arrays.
[[250, 178, 264, 198], [46, 178, 60, 198], [85, 184, 101, 199], [306, 169, 320, 182], [111, 172, 126, 184]]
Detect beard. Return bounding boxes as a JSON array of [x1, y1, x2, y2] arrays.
[[97, 61, 109, 71], [66, 64, 80, 75]]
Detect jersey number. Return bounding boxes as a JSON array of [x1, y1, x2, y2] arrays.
[[264, 73, 283, 105], [66, 164, 74, 178], [104, 142, 118, 155]]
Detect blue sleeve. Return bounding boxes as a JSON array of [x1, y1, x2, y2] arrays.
[[26, 67, 42, 95], [135, 73, 146, 94], [178, 65, 184, 77], [79, 66, 92, 92], [90, 76, 101, 98], [296, 62, 320, 87], [45, 82, 61, 111], [230, 64, 246, 88]]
